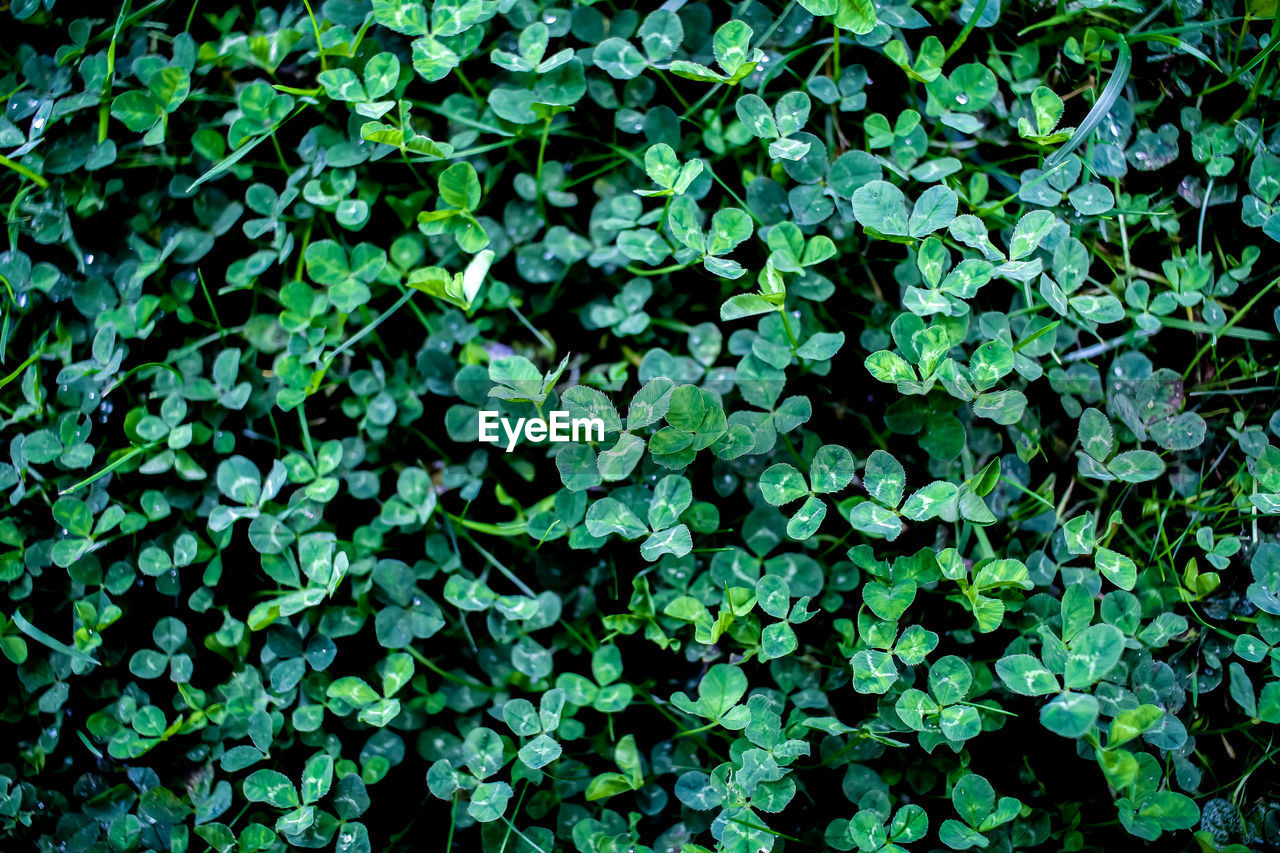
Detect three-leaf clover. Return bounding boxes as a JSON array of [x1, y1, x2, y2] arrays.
[[884, 35, 945, 83], [584, 734, 645, 801], [647, 384, 727, 468], [735, 92, 813, 160], [851, 620, 938, 695], [128, 617, 193, 683], [317, 52, 400, 118], [242, 754, 335, 839], [666, 197, 755, 279], [556, 645, 633, 715], [491, 22, 574, 74], [592, 9, 685, 79], [112, 64, 191, 144], [895, 655, 984, 745], [1076, 407, 1167, 483], [408, 248, 495, 312], [487, 353, 569, 406], [760, 444, 855, 539], [939, 773, 1023, 850], [1017, 85, 1074, 144], [635, 143, 705, 198], [417, 162, 489, 252], [755, 574, 817, 661], [847, 804, 928, 853], [584, 475, 694, 561], [851, 180, 958, 240], [502, 687, 566, 770], [670, 663, 751, 730], [325, 652, 413, 728], [848, 449, 907, 540], [938, 548, 1034, 633], [721, 261, 788, 321]]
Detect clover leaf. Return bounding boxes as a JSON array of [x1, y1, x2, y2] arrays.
[[670, 20, 764, 85]]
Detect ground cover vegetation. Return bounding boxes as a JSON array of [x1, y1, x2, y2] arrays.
[[2, 0, 1280, 850]]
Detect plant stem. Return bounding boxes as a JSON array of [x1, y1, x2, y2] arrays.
[[535, 116, 552, 225], [0, 155, 48, 189]]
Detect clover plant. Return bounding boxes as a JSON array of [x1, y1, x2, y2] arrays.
[[2, 0, 1280, 851]]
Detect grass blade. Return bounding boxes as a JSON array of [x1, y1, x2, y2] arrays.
[[12, 611, 99, 667], [1046, 37, 1132, 168]]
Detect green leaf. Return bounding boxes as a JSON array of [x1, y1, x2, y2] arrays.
[[468, 781, 512, 822], [519, 734, 562, 769], [835, 0, 877, 34], [760, 621, 798, 660], [865, 350, 916, 383], [1109, 705, 1163, 747], [901, 480, 958, 521], [810, 445, 854, 493], [908, 185, 958, 238], [1022, 86, 1064, 137], [951, 773, 994, 828], [851, 180, 910, 236], [676, 663, 747, 720], [712, 20, 755, 77], [1040, 692, 1099, 737], [864, 580, 916, 623], [996, 654, 1060, 696], [1107, 450, 1165, 483], [585, 498, 649, 540], [796, 331, 845, 361], [760, 463, 808, 506], [849, 501, 903, 540], [851, 649, 899, 694], [301, 754, 334, 804], [111, 90, 164, 132], [736, 94, 778, 138], [243, 770, 299, 808], [786, 495, 828, 539], [594, 38, 646, 79], [1078, 408, 1114, 461], [1063, 623, 1125, 689], [864, 450, 905, 507], [1095, 547, 1138, 590], [439, 162, 481, 211]]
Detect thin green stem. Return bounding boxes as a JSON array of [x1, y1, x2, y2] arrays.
[[1183, 276, 1280, 379], [456, 528, 537, 597], [0, 155, 48, 189], [945, 0, 989, 61], [61, 442, 161, 495], [1196, 177, 1213, 260], [832, 21, 840, 83], [324, 288, 416, 367], [625, 260, 696, 276], [535, 116, 552, 225]]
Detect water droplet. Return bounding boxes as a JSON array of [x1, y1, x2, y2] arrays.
[[955, 93, 968, 105]]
